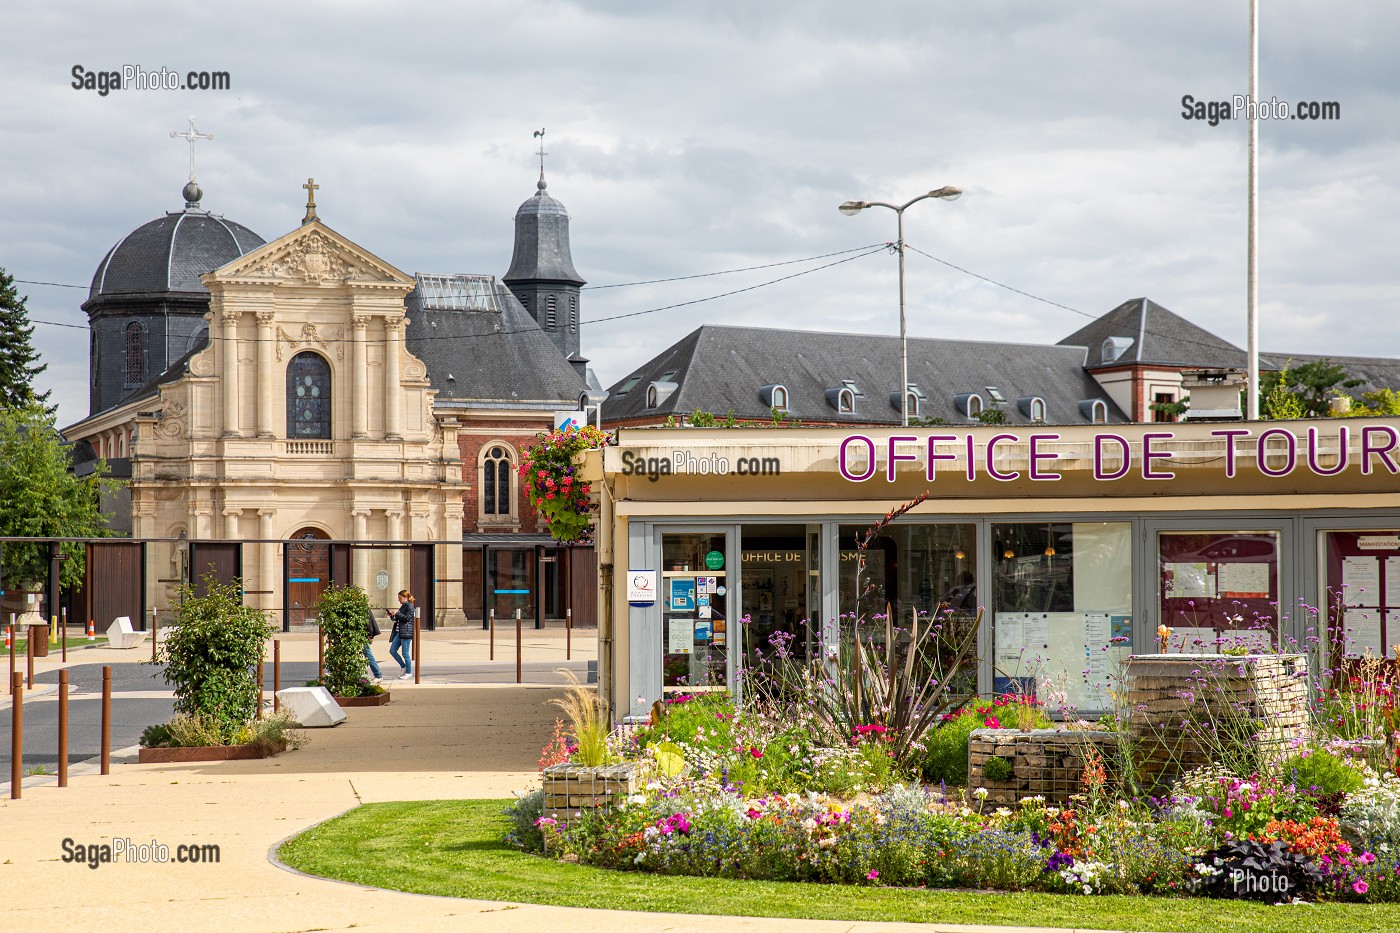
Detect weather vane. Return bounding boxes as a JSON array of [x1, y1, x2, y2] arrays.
[[534, 128, 547, 178], [170, 115, 213, 183]]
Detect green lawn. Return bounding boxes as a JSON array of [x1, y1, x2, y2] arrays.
[[276, 799, 1400, 932]]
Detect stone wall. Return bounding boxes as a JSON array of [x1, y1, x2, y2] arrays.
[[541, 762, 639, 812], [967, 728, 1119, 805]]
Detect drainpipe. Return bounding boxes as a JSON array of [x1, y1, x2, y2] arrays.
[[595, 458, 616, 722]]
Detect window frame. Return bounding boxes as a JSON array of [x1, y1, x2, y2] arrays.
[[480, 443, 518, 523], [286, 350, 333, 440]]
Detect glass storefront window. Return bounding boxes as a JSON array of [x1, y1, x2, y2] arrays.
[[1323, 531, 1400, 662], [1158, 531, 1278, 652], [661, 532, 729, 690], [992, 522, 1132, 712], [741, 525, 816, 668]]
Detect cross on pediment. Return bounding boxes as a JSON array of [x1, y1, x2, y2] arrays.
[[170, 116, 214, 182], [302, 177, 320, 224]]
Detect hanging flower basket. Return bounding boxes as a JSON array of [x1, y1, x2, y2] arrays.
[[520, 425, 610, 544]]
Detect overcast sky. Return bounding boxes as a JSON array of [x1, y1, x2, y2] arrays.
[[3, 1, 1396, 428]]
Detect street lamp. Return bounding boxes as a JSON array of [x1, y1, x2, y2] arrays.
[[839, 186, 962, 426], [580, 389, 609, 430]]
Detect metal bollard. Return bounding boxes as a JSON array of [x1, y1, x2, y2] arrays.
[[152, 610, 159, 664], [489, 608, 495, 661], [100, 666, 112, 775], [7, 624, 13, 695], [273, 639, 281, 713], [515, 609, 522, 684], [10, 672, 21, 799], [58, 669, 69, 787], [413, 610, 421, 685], [566, 607, 572, 661], [26, 633, 34, 689], [61, 607, 67, 662], [317, 627, 324, 682], [256, 644, 264, 719]]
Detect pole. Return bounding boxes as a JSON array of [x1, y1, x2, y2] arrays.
[[58, 669, 69, 787], [1246, 0, 1260, 420], [7, 623, 13, 695], [489, 607, 495, 661], [10, 672, 21, 799], [566, 607, 572, 661], [100, 665, 111, 775], [515, 608, 522, 684], [61, 606, 67, 662], [256, 642, 264, 719], [897, 206, 908, 427], [413, 608, 421, 685], [317, 625, 324, 682], [26, 631, 34, 689], [273, 639, 281, 713], [152, 609, 159, 664]]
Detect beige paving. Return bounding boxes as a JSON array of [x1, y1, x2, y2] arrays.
[[2, 684, 1103, 933]]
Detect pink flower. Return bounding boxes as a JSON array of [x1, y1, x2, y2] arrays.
[[750, 747, 764, 759], [1354, 880, 1369, 895], [866, 869, 880, 880], [984, 714, 1002, 729], [1361, 852, 1377, 865]]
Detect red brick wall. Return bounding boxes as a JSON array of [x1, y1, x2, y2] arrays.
[[457, 418, 554, 534]]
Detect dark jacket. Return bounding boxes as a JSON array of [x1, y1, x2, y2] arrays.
[[366, 608, 381, 640], [392, 601, 416, 639]]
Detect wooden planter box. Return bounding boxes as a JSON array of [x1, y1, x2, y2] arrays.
[[335, 692, 391, 707], [137, 741, 286, 764], [541, 762, 639, 812], [967, 728, 1119, 805]]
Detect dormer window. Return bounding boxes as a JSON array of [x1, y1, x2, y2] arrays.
[[842, 379, 863, 397], [646, 380, 678, 409], [889, 387, 922, 417], [1101, 336, 1133, 363], [1018, 396, 1047, 422], [954, 392, 984, 419], [1078, 399, 1109, 423], [616, 375, 642, 396], [759, 384, 789, 412], [825, 386, 856, 413]]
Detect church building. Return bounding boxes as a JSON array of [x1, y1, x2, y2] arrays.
[[63, 146, 594, 630]]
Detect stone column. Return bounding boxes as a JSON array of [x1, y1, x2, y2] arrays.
[[259, 509, 278, 614], [351, 315, 369, 439], [223, 507, 241, 540], [386, 508, 407, 593], [256, 312, 276, 438], [384, 316, 403, 439], [221, 309, 241, 437], [352, 509, 370, 592]]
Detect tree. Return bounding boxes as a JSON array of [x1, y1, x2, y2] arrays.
[[1345, 388, 1400, 417], [0, 405, 116, 588], [1260, 359, 1362, 418], [0, 268, 51, 410]]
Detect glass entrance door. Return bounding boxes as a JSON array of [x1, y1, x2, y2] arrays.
[[660, 532, 730, 690]]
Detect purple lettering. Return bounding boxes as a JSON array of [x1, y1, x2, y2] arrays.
[[1028, 433, 1062, 481], [1257, 428, 1297, 478], [839, 434, 876, 482], [986, 433, 1020, 482], [1362, 425, 1400, 476], [1211, 428, 1252, 478], [1094, 434, 1130, 480], [1306, 426, 1348, 477], [886, 435, 917, 482], [1141, 432, 1176, 480], [925, 435, 958, 481], [966, 434, 977, 481]]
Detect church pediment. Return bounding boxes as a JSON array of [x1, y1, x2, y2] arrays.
[[207, 221, 414, 289]]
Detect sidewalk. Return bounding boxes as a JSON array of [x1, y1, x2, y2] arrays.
[[1, 684, 1084, 933]]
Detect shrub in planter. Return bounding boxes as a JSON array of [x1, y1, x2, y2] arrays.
[[313, 584, 373, 696], [155, 577, 273, 743], [983, 755, 1015, 782]]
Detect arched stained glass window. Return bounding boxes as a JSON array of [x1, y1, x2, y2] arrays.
[[286, 352, 331, 439], [483, 445, 513, 516]]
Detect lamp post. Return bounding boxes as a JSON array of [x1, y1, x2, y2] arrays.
[[839, 186, 962, 426]]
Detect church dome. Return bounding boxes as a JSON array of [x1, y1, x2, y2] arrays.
[[88, 189, 265, 300], [503, 175, 584, 286]]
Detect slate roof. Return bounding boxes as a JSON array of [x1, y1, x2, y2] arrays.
[[502, 177, 584, 285], [603, 325, 1128, 425], [1058, 297, 1252, 369], [404, 274, 585, 407], [88, 209, 265, 299]]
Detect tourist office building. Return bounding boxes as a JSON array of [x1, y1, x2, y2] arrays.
[[592, 419, 1400, 719]]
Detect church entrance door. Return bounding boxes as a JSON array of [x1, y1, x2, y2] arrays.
[[286, 527, 331, 628]]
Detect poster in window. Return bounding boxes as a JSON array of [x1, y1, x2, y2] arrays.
[[1343, 607, 1383, 658], [668, 620, 693, 654], [670, 578, 696, 611], [1342, 556, 1382, 607], [1387, 558, 1400, 607], [1169, 627, 1216, 654], [1165, 562, 1215, 599], [1216, 562, 1271, 599]]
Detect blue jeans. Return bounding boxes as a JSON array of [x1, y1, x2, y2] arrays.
[[389, 632, 412, 674], [364, 643, 382, 679]]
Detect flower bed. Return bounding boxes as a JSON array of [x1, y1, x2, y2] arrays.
[[967, 728, 1119, 805]]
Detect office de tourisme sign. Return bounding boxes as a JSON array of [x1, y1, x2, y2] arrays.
[[837, 425, 1400, 483]]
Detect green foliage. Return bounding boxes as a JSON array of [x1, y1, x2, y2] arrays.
[[983, 755, 1014, 781], [908, 415, 949, 426], [1262, 359, 1363, 418], [650, 741, 685, 777], [157, 576, 273, 742], [139, 722, 173, 748], [163, 713, 230, 747], [1346, 388, 1400, 417], [689, 408, 739, 428], [246, 710, 307, 754], [0, 268, 50, 410], [0, 405, 116, 587], [1149, 396, 1190, 420], [550, 669, 612, 766], [975, 408, 1008, 425], [520, 424, 608, 544], [1279, 748, 1367, 796], [315, 583, 372, 696], [921, 698, 1047, 783]]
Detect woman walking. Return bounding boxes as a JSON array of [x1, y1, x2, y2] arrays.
[[389, 590, 415, 680]]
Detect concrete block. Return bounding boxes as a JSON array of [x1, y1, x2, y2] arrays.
[[275, 686, 346, 727], [105, 616, 148, 650]]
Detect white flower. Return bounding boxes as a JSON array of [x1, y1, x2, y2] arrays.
[[1046, 807, 1061, 818], [628, 794, 647, 806], [994, 807, 1013, 818], [973, 787, 990, 800], [1117, 800, 1130, 810], [633, 852, 645, 864], [1020, 795, 1045, 805]]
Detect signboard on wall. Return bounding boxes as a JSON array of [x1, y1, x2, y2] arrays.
[[627, 570, 657, 605]]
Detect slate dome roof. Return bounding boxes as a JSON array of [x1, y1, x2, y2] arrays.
[[502, 174, 584, 285], [88, 191, 265, 300]]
